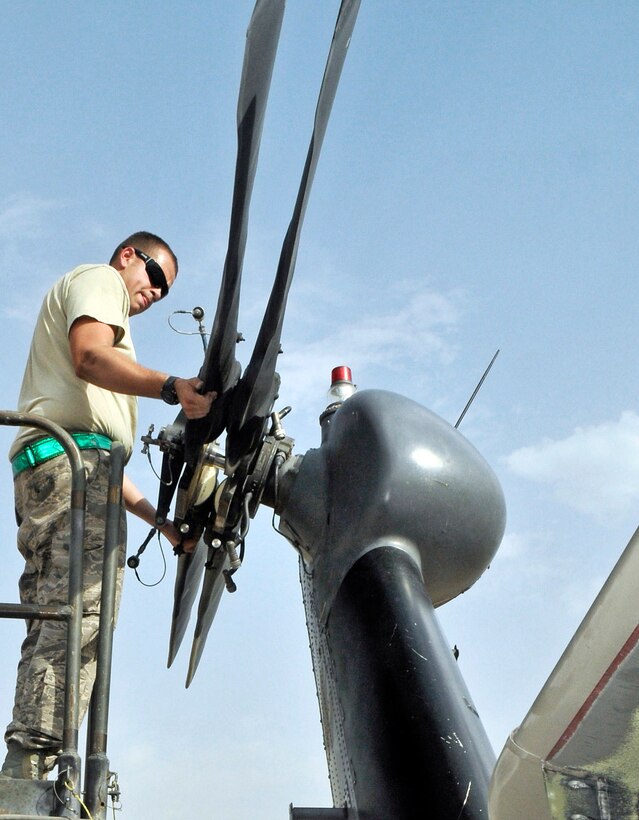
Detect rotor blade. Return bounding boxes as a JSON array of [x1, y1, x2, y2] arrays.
[[185, 548, 230, 687], [184, 0, 285, 461], [167, 539, 208, 668], [226, 0, 361, 468], [201, 0, 285, 395]]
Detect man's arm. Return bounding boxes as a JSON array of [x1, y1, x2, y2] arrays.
[[69, 316, 214, 418], [123, 474, 197, 552]]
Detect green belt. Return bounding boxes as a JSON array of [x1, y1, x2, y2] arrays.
[[12, 432, 113, 477]]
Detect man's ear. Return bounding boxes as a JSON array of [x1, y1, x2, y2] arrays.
[[114, 245, 135, 271]]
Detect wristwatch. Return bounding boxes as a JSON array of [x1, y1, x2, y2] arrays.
[[161, 376, 180, 405]]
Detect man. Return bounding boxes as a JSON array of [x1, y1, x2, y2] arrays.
[[2, 231, 214, 780]]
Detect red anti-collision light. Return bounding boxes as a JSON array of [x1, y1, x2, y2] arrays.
[[327, 365, 357, 406], [331, 365, 353, 384]]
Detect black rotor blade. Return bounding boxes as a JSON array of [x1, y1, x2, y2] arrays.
[[184, 0, 285, 460], [167, 540, 208, 668], [225, 0, 361, 468], [185, 548, 229, 687]]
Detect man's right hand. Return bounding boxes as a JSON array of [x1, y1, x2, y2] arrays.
[[175, 377, 216, 419]]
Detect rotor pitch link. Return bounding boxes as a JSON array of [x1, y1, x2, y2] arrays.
[[149, 416, 187, 527], [212, 432, 294, 538], [270, 405, 291, 440], [172, 440, 225, 538]]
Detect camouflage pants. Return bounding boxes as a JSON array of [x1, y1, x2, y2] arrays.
[[5, 448, 126, 752]]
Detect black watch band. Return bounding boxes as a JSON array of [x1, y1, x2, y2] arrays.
[[161, 376, 180, 405]]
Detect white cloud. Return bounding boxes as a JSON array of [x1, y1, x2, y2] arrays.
[[0, 193, 56, 238], [277, 284, 463, 411], [0, 194, 62, 318], [487, 529, 556, 583], [505, 411, 639, 520], [498, 530, 534, 560]]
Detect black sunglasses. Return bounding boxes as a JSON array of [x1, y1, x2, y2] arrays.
[[133, 248, 169, 299]]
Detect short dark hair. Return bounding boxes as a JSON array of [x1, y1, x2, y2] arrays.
[[110, 230, 178, 274]]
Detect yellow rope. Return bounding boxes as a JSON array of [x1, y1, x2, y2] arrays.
[[64, 779, 95, 820]]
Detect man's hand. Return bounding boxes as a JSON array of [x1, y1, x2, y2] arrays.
[[160, 520, 199, 553], [174, 377, 216, 419]]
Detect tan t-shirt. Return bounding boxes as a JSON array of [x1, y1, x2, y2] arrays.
[[10, 264, 138, 460]]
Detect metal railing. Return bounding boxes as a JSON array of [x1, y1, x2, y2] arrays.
[[0, 411, 124, 820]]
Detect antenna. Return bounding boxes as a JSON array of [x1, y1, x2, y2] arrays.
[[454, 349, 500, 429]]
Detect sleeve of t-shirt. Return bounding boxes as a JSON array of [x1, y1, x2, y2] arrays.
[[64, 265, 129, 343]]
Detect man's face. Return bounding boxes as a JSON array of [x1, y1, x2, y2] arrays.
[[119, 247, 177, 316]]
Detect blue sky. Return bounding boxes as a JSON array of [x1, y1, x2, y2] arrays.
[[1, 1, 639, 817]]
